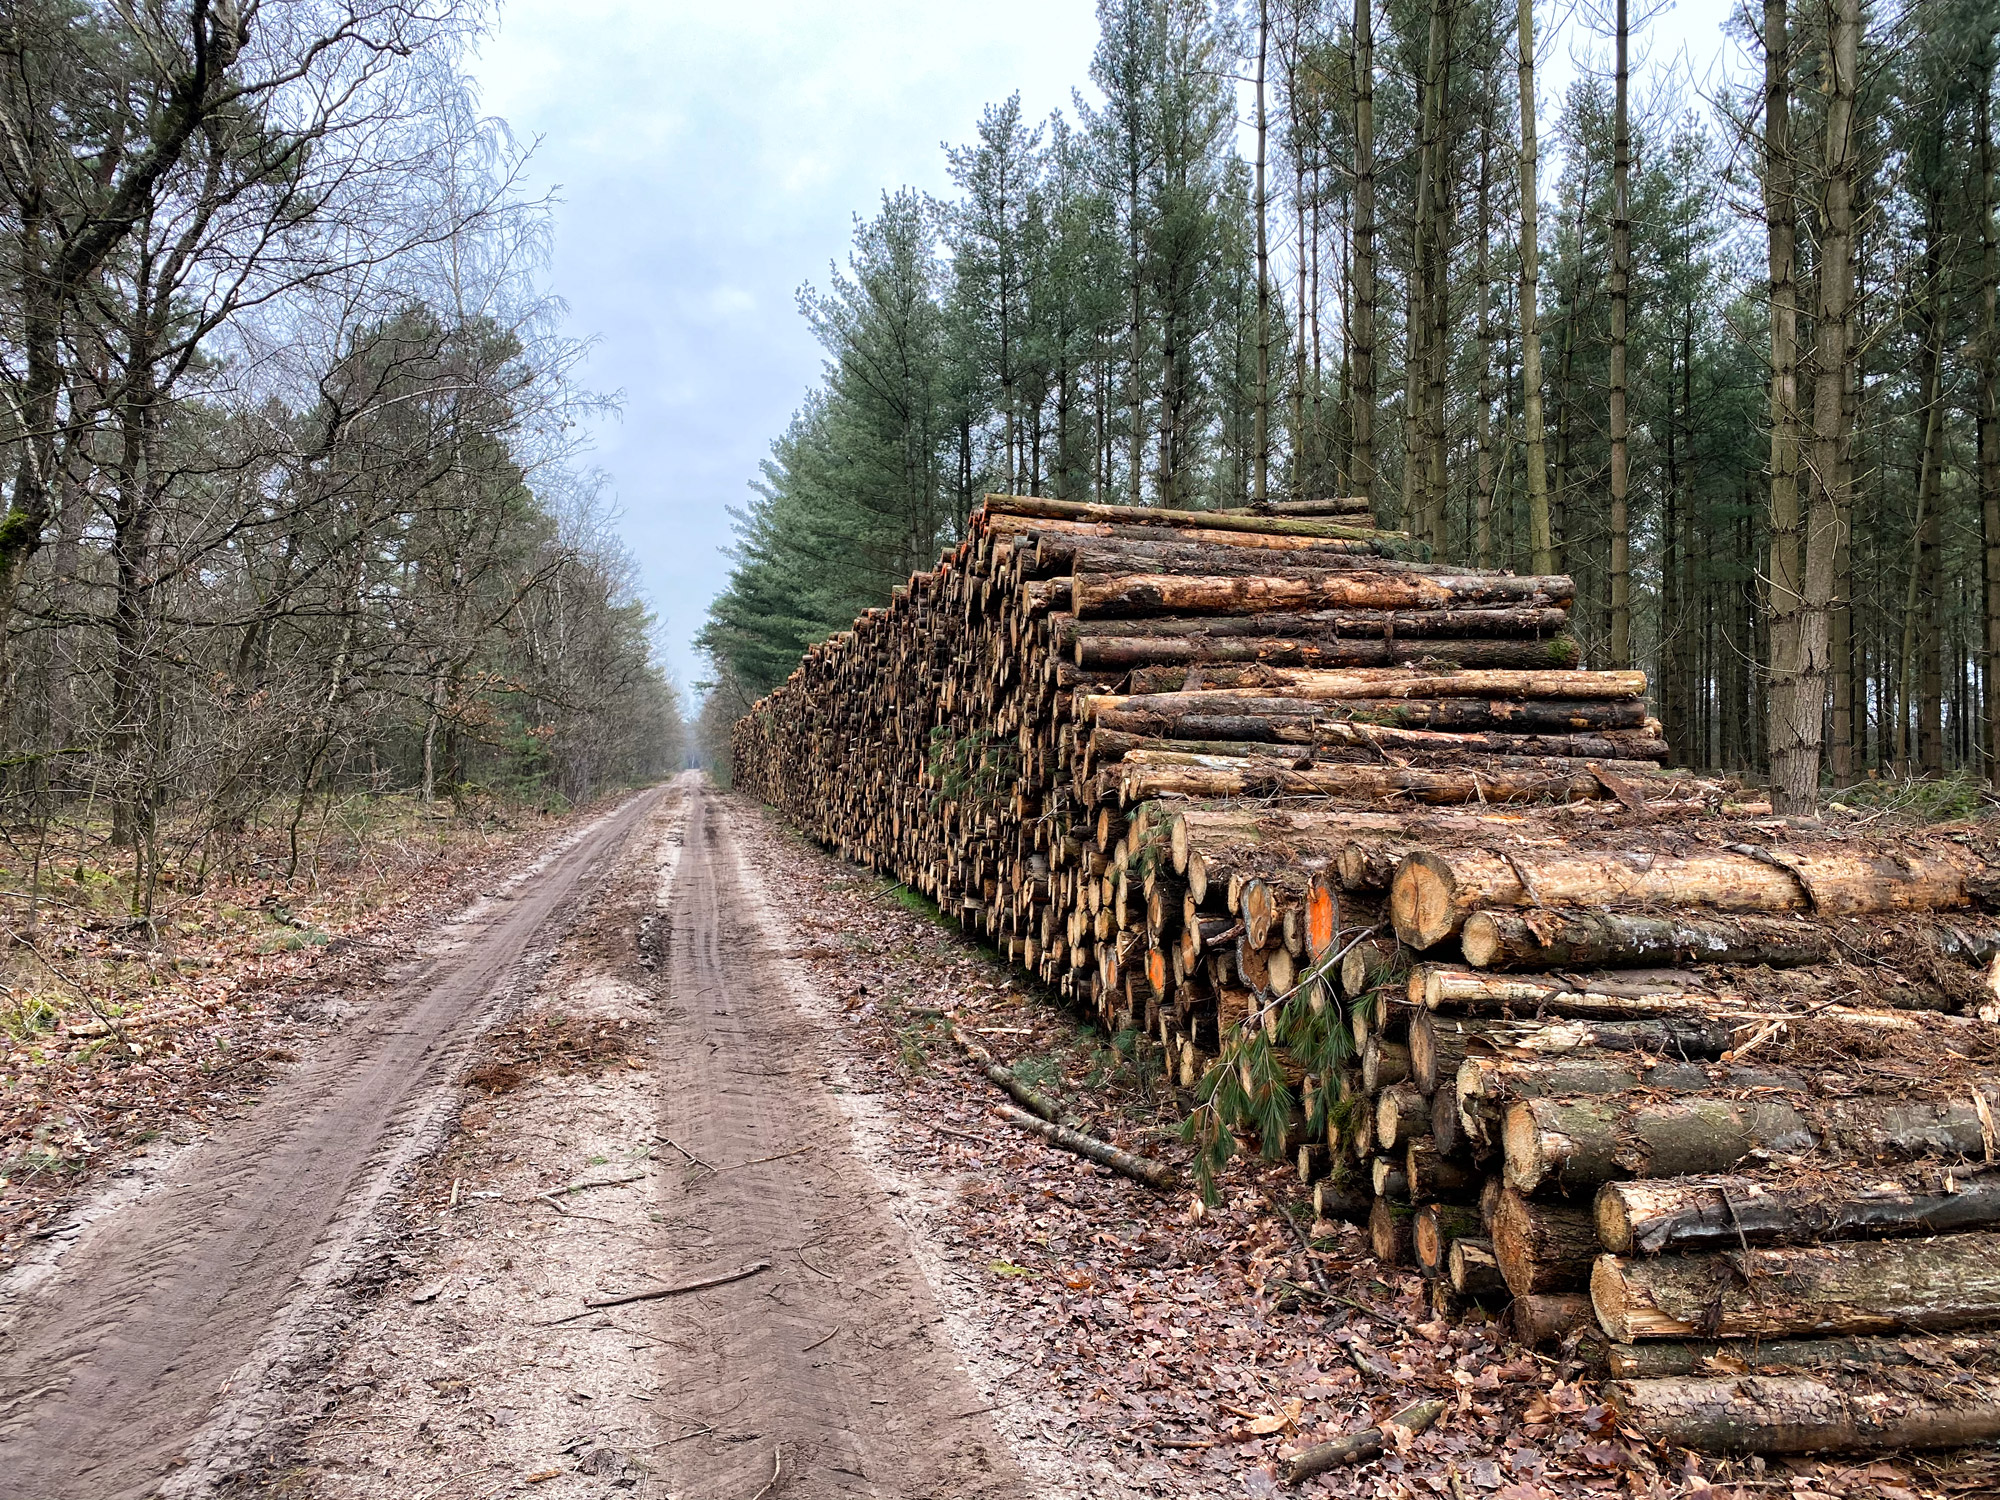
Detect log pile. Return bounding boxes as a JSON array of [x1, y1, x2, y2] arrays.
[[734, 493, 2000, 1457]]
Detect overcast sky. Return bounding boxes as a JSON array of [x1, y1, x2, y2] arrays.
[[467, 0, 1739, 695]]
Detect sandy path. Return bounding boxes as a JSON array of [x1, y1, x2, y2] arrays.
[[0, 789, 664, 1500], [639, 783, 1026, 1498]]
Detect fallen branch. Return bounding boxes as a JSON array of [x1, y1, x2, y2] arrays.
[[655, 1134, 716, 1172], [912, 1006, 1063, 1122], [749, 1446, 784, 1500], [1282, 1398, 1448, 1485], [991, 1102, 1178, 1191], [541, 1260, 771, 1323]]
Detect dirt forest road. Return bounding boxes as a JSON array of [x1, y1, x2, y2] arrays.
[[0, 776, 1030, 1500], [0, 789, 665, 1499]]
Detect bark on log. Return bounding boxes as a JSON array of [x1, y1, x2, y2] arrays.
[[1314, 1177, 1374, 1224], [1608, 1372, 2000, 1453], [1080, 632, 1581, 673], [1606, 1333, 1996, 1380], [1448, 1236, 1509, 1299], [1406, 1136, 1479, 1201], [1513, 1293, 1598, 1346], [1461, 910, 1831, 971], [1074, 571, 1578, 620], [1491, 1188, 1600, 1296], [1114, 759, 1661, 808], [1596, 1167, 2000, 1254], [1375, 1083, 1429, 1151], [1391, 845, 1975, 950], [1505, 1085, 2000, 1197], [1414, 1203, 1484, 1272], [1592, 1232, 2000, 1340], [1370, 1196, 1415, 1264], [1458, 1055, 1806, 1151], [1361, 1035, 1411, 1091]]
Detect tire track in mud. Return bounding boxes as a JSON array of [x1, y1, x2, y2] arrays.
[[0, 789, 664, 1500], [641, 784, 1028, 1499]]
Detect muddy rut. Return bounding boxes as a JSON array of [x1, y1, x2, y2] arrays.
[[641, 784, 1025, 1499], [0, 792, 662, 1500]]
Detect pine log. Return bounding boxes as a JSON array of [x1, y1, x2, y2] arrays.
[[1606, 1334, 1997, 1380], [1595, 1167, 2000, 1254], [1461, 910, 1831, 971], [1114, 759, 1659, 808], [1073, 571, 1578, 619], [1505, 1085, 2000, 1196], [1371, 1157, 1410, 1200], [1413, 1203, 1484, 1273], [1089, 666, 1645, 706], [1361, 1035, 1411, 1091], [1409, 1012, 1477, 1095], [1078, 631, 1581, 673], [1438, 1015, 1744, 1061], [1448, 1236, 1509, 1299], [1375, 1083, 1429, 1151], [1406, 1136, 1480, 1201], [1313, 1177, 1374, 1225], [1370, 1196, 1416, 1264], [1512, 1293, 1597, 1346], [1391, 845, 1976, 950], [1609, 1372, 2000, 1453], [983, 491, 1399, 541], [1066, 603, 1574, 647], [1491, 1188, 1599, 1296], [1460, 1054, 1807, 1150], [1592, 1232, 2000, 1340]]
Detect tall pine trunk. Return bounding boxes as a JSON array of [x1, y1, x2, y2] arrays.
[[1607, 0, 1632, 666], [1981, 51, 2000, 783], [1516, 0, 1553, 574], [1352, 0, 1377, 513], [1762, 0, 1807, 808]]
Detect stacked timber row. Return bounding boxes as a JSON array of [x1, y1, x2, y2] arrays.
[[735, 493, 2000, 1456]]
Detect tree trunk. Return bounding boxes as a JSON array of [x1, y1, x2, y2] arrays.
[[1352, 0, 1377, 512], [1983, 52, 2000, 786], [1607, 0, 1631, 667], [1253, 0, 1270, 506], [1517, 0, 1552, 574], [1763, 0, 1809, 810]]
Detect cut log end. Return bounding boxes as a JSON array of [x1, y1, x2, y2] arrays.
[[1391, 850, 1458, 950]]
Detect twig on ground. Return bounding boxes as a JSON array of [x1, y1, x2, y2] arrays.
[[655, 1134, 716, 1172], [802, 1324, 841, 1352], [538, 1261, 771, 1324], [1262, 1188, 1331, 1294], [721, 1144, 817, 1171], [749, 1445, 783, 1500]]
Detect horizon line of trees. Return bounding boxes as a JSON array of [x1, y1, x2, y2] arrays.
[[698, 0, 2000, 817], [1, 0, 684, 908]]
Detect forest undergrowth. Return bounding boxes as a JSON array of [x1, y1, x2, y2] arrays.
[[0, 791, 626, 1275]]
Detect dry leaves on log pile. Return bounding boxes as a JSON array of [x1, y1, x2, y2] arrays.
[[738, 801, 1987, 1498]]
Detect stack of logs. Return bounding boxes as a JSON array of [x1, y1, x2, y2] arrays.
[[735, 494, 2000, 1456]]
